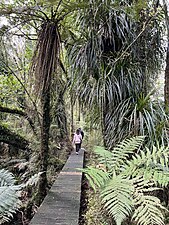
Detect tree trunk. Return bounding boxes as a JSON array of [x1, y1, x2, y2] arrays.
[[70, 96, 74, 137], [165, 43, 169, 108], [163, 0, 169, 108], [30, 20, 61, 205], [56, 91, 68, 138], [78, 98, 81, 122], [38, 86, 51, 204]]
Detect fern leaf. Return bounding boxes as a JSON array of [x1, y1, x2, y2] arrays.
[[100, 175, 133, 225], [94, 146, 113, 170], [122, 145, 169, 187], [112, 136, 145, 172], [0, 169, 15, 186], [23, 172, 44, 187], [83, 167, 109, 191], [132, 194, 165, 225], [0, 186, 21, 223]]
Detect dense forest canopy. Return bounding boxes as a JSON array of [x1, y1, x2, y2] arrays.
[[0, 0, 169, 224]]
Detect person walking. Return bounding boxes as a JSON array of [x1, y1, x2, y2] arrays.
[[72, 129, 82, 155], [79, 128, 84, 139], [78, 128, 84, 150]]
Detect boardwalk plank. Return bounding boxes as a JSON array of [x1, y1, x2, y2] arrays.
[[29, 149, 84, 225]]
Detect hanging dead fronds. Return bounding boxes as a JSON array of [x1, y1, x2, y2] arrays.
[[30, 20, 60, 95]]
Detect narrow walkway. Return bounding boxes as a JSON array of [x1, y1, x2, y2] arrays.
[[29, 149, 85, 225]]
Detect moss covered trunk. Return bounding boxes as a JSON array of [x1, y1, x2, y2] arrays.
[[38, 86, 51, 204], [165, 43, 169, 108]]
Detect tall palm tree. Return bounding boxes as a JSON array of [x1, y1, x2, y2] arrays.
[[31, 17, 61, 201], [0, 0, 74, 201], [30, 4, 73, 200]]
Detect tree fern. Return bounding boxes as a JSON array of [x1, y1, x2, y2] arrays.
[[131, 176, 165, 225], [132, 194, 165, 225], [109, 136, 144, 172], [94, 146, 114, 170], [0, 169, 20, 222], [0, 169, 21, 224]]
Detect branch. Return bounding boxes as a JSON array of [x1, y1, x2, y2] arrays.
[[0, 6, 45, 20], [55, 0, 63, 15], [0, 60, 42, 127], [14, 27, 37, 41], [0, 105, 37, 135], [0, 124, 30, 151], [8, 32, 37, 41], [163, 0, 169, 36]]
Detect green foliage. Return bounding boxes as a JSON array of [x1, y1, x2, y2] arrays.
[[0, 169, 42, 224], [0, 68, 23, 108], [95, 136, 144, 171], [0, 169, 21, 224], [0, 186, 21, 224], [0, 169, 15, 186], [133, 193, 165, 225], [85, 191, 112, 225], [83, 167, 109, 192], [68, 0, 166, 150], [107, 93, 169, 148], [101, 175, 133, 225], [0, 123, 29, 150], [122, 145, 169, 186], [48, 156, 64, 171], [84, 136, 169, 225]]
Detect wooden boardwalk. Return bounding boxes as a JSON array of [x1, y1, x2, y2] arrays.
[[29, 149, 84, 225]]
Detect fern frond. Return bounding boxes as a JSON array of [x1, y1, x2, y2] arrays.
[[94, 146, 114, 170], [94, 136, 145, 174], [23, 172, 44, 187], [83, 167, 109, 192], [100, 175, 133, 225], [111, 136, 145, 172], [0, 169, 15, 186], [122, 145, 169, 186], [132, 193, 165, 225], [0, 186, 21, 223], [89, 137, 168, 225]]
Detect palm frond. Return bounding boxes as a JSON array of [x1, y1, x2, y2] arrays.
[[106, 95, 169, 148], [68, 0, 166, 148], [30, 20, 60, 95]]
